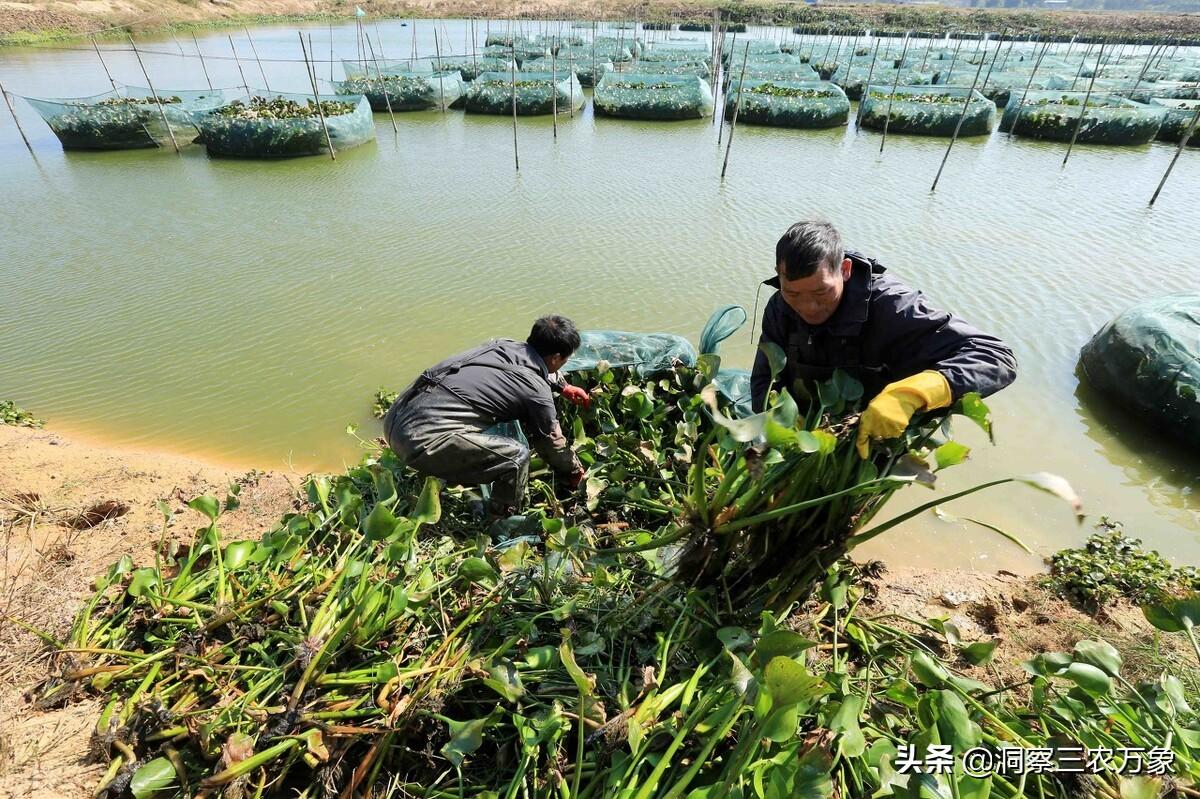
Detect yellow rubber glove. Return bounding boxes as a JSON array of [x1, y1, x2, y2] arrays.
[[855, 370, 953, 459]]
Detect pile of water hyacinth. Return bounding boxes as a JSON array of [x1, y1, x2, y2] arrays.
[[32, 347, 1200, 799]]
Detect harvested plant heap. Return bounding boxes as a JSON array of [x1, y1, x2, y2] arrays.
[[24, 87, 225, 151], [336, 73, 464, 112], [594, 73, 715, 120], [1000, 90, 1167, 145], [726, 79, 851, 129], [32, 347, 1134, 799], [464, 71, 584, 115], [196, 93, 376, 159], [859, 85, 996, 137]]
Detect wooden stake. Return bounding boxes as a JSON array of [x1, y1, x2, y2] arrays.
[[330, 22, 335, 84], [433, 29, 447, 113], [0, 80, 35, 156], [227, 36, 251, 95], [944, 34, 963, 84], [91, 37, 120, 93], [1009, 38, 1049, 137], [878, 34, 911, 154], [191, 33, 213, 91], [1063, 41, 1106, 167], [299, 33, 336, 161], [510, 43, 519, 172], [855, 39, 881, 130], [720, 43, 750, 180], [365, 32, 398, 133], [931, 34, 1001, 192], [717, 32, 737, 146], [551, 48, 558, 138], [244, 28, 271, 92], [128, 36, 180, 153], [1149, 105, 1199, 207]]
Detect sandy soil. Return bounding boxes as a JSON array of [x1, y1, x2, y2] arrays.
[[0, 422, 1187, 798]]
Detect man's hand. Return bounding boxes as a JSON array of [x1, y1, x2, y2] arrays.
[[568, 468, 586, 490], [855, 371, 952, 459], [562, 385, 591, 409]]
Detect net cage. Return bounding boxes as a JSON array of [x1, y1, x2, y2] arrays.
[[937, 71, 1058, 107], [430, 56, 518, 82], [1151, 98, 1200, 144], [832, 65, 936, 100], [335, 72, 464, 111], [859, 85, 996, 136], [464, 71, 585, 115], [722, 39, 782, 62], [195, 91, 375, 158], [641, 43, 713, 65], [593, 73, 715, 120], [624, 61, 714, 79], [482, 42, 551, 66], [723, 63, 821, 91], [1128, 81, 1200, 103], [725, 79, 851, 128], [341, 58, 434, 78], [999, 90, 1166, 145], [24, 85, 229, 150], [524, 54, 614, 88]]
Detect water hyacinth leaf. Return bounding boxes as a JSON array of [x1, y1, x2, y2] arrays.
[[959, 776, 993, 799], [933, 690, 981, 749], [890, 454, 936, 488], [523, 645, 557, 670], [830, 695, 867, 757], [223, 541, 256, 571], [760, 341, 787, 381], [792, 743, 835, 798], [763, 656, 829, 709], [1073, 639, 1123, 677], [559, 634, 596, 695], [1016, 472, 1083, 521], [413, 477, 441, 526], [696, 352, 721, 381], [484, 659, 525, 702], [960, 640, 998, 666], [299, 728, 329, 761], [885, 679, 920, 709], [756, 630, 818, 665], [796, 430, 822, 453], [127, 567, 159, 598], [727, 650, 756, 697], [764, 417, 799, 448], [1161, 675, 1192, 715], [934, 441, 971, 470], [717, 626, 752, 652], [762, 702, 801, 743], [130, 757, 176, 798], [832, 370, 864, 404], [1063, 662, 1112, 695], [910, 651, 948, 688], [1142, 594, 1200, 632], [441, 714, 494, 768], [1022, 651, 1074, 677], [956, 392, 993, 442], [364, 502, 400, 542], [188, 495, 220, 522], [459, 557, 498, 586], [771, 387, 799, 428], [372, 467, 396, 507]]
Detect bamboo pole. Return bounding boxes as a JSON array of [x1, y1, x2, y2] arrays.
[[717, 32, 737, 146], [330, 22, 335, 84], [720, 43, 750, 180], [944, 34, 963, 84], [191, 33, 214, 91], [471, 18, 478, 78], [931, 35, 1000, 192], [1127, 41, 1163, 101], [510, 42, 519, 172], [128, 36, 180, 153], [1149, 105, 1200, 206], [855, 39, 881, 130], [375, 22, 387, 59], [433, 29, 446, 114], [245, 28, 271, 92], [299, 33, 336, 161], [227, 36, 251, 95], [551, 48, 558, 138], [1009, 39, 1049, 137], [0, 81, 35, 156], [91, 37, 120, 93], [1063, 41, 1106, 168], [878, 34, 911, 153], [364, 33, 397, 133]]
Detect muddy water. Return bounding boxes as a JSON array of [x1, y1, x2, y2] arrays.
[[1, 20, 1197, 570]]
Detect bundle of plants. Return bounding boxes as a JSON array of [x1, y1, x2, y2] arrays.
[[725, 79, 850, 128], [1000, 90, 1167, 144], [195, 94, 376, 158], [860, 86, 996, 137], [335, 73, 464, 111], [464, 71, 585, 115], [593, 74, 715, 120]]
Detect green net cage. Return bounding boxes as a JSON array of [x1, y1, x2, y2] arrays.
[[335, 72, 464, 111], [725, 79, 850, 128], [430, 56, 518, 82], [641, 43, 713, 65], [594, 73, 715, 120], [936, 71, 1057, 107], [859, 85, 996, 136], [524, 55, 614, 88], [464, 71, 585, 115], [833, 65, 935, 100], [24, 85, 229, 150], [482, 41, 550, 65], [195, 92, 375, 158], [1000, 91, 1166, 145], [341, 58, 434, 78], [624, 61, 714, 79], [1151, 98, 1200, 144], [1129, 81, 1200, 103], [722, 39, 782, 63]]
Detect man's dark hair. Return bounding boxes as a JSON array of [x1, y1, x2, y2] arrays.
[[775, 221, 844, 280], [528, 315, 581, 358]]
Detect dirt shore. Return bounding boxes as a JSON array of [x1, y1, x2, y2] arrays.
[[0, 421, 1185, 798], [2, 0, 1200, 44]]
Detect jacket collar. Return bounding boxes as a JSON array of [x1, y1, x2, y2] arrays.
[[519, 340, 551, 379], [762, 252, 881, 335]]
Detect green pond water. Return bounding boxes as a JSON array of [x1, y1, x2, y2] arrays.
[[1, 21, 1198, 572]]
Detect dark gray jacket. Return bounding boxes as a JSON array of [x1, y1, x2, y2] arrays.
[[750, 252, 1017, 412], [392, 339, 580, 474]]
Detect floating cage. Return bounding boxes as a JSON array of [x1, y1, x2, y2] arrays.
[[725, 79, 850, 128], [1000, 90, 1166, 145], [859, 85, 996, 136], [482, 43, 549, 67], [335, 72, 464, 111], [1128, 81, 1200, 103], [624, 60, 713, 79], [723, 62, 820, 91], [641, 43, 713, 65], [939, 71, 1058, 107], [24, 85, 228, 150], [463, 71, 585, 115], [721, 39, 782, 62], [832, 66, 936, 100], [195, 92, 375, 158], [431, 56, 516, 82], [524, 55, 614, 88], [594, 73, 714, 120], [1151, 98, 1200, 144]]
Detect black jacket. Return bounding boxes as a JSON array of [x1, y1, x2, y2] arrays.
[[750, 252, 1017, 412]]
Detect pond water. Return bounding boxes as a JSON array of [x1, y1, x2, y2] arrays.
[[1, 20, 1197, 571]]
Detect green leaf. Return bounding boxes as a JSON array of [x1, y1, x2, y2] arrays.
[[130, 757, 176, 798], [459, 557, 498, 586], [1062, 662, 1111, 696], [523, 646, 557, 670], [792, 742, 834, 798], [483, 659, 525, 702], [934, 441, 971, 470], [910, 650, 948, 688], [885, 679, 920, 709], [961, 640, 998, 666], [696, 353, 722, 381], [364, 502, 399, 541], [955, 393, 993, 442], [755, 630, 818, 665], [441, 714, 493, 768], [223, 541, 256, 571], [1161, 674, 1192, 715], [187, 495, 220, 522], [559, 633, 596, 696], [413, 477, 442, 526], [763, 656, 829, 709], [127, 567, 159, 598], [1073, 639, 1123, 677], [702, 384, 767, 442], [718, 627, 752, 652], [761, 703, 801, 743], [830, 695, 866, 757], [727, 651, 756, 697], [1142, 601, 1186, 633], [760, 341, 787, 382], [1119, 777, 1163, 799], [933, 690, 980, 749]]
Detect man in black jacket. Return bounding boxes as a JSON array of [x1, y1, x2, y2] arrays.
[[383, 316, 590, 517], [750, 221, 1017, 457]]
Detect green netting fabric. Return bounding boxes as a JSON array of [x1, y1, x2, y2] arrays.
[[698, 305, 747, 355], [1079, 294, 1200, 448], [722, 39, 782, 60], [939, 72, 1058, 107], [1044, 74, 1142, 93], [833, 66, 935, 100], [624, 61, 713, 79], [1000, 91, 1166, 145], [565, 331, 697, 376], [1151, 98, 1200, 144], [726, 79, 850, 128], [712, 370, 753, 418], [483, 42, 550, 65], [464, 71, 584, 115], [335, 72, 463, 111], [24, 85, 229, 150], [1129, 82, 1200, 103], [860, 85, 995, 136], [594, 74, 714, 120], [342, 58, 434, 78], [429, 57, 517, 82], [641, 43, 712, 64], [195, 92, 375, 158], [523, 56, 613, 88]]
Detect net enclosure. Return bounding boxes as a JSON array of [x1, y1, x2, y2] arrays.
[[1151, 98, 1200, 144], [999, 91, 1166, 145], [464, 71, 585, 115], [859, 85, 996, 136], [24, 85, 229, 150], [593, 73, 715, 120], [832, 65, 936, 100], [524, 53, 614, 88], [939, 71, 1059, 107], [722, 62, 820, 90], [725, 79, 850, 128], [195, 92, 375, 158], [624, 60, 713, 79], [1079, 294, 1200, 449], [335, 72, 464, 111]]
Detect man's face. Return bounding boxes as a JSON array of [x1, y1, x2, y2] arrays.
[[777, 258, 853, 326], [544, 353, 569, 374]]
